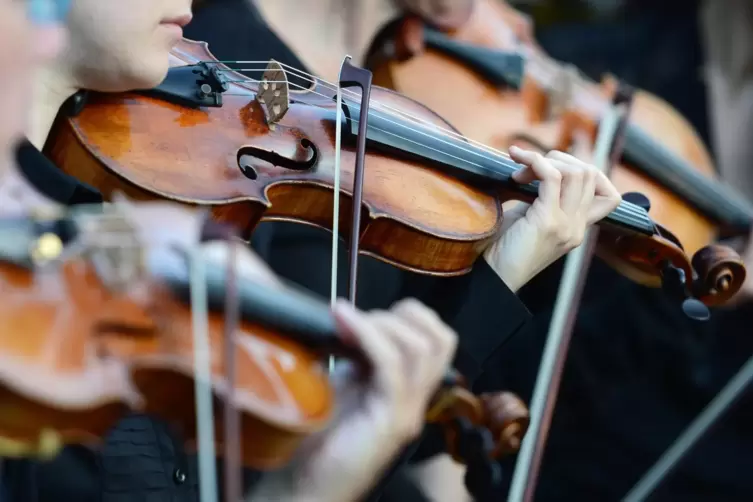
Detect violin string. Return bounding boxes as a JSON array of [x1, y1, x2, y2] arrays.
[[219, 68, 652, 225], [217, 56, 602, 165], [205, 60, 520, 162], [216, 64, 647, 223], [208, 48, 741, 216], [210, 69, 650, 226], [521, 42, 744, 205], [185, 57, 649, 226], [520, 47, 750, 206]]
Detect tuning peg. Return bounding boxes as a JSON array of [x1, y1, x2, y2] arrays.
[[682, 298, 711, 321], [661, 263, 710, 321], [623, 191, 651, 212]]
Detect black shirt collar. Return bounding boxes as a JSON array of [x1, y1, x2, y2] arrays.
[[14, 139, 102, 206]]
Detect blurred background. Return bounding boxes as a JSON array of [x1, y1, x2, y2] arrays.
[[510, 0, 709, 146]]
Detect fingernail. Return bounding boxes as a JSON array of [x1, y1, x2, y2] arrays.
[[509, 145, 520, 153]]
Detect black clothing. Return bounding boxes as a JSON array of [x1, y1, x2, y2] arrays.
[[477, 260, 753, 501], [470, 12, 749, 501]]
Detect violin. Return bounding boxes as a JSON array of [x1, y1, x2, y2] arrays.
[[43, 38, 735, 310], [0, 200, 529, 480], [365, 0, 750, 306]]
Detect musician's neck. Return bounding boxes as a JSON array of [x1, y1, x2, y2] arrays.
[[28, 66, 78, 150], [253, 0, 399, 81]]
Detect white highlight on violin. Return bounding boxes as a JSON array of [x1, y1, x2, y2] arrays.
[[328, 56, 352, 374]]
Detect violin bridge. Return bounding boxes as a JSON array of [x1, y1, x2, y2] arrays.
[[256, 60, 290, 131], [548, 64, 580, 119], [74, 205, 145, 294]]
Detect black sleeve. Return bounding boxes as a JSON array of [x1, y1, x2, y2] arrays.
[[397, 259, 531, 383], [258, 223, 531, 383], [1, 458, 38, 502], [258, 223, 531, 471]]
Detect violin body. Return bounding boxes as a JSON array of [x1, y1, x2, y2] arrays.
[[114, 279, 335, 469], [47, 39, 501, 277], [365, 0, 745, 303], [0, 204, 335, 468], [0, 256, 136, 455], [0, 203, 528, 469], [45, 38, 742, 305], [370, 19, 716, 259]]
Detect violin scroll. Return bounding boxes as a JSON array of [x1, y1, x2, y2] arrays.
[[481, 391, 529, 458], [691, 244, 746, 306], [428, 385, 529, 463]]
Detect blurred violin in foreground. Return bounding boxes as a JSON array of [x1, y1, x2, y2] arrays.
[[0, 200, 529, 479]]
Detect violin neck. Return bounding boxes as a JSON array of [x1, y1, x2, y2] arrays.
[[337, 102, 655, 237], [418, 28, 753, 233], [622, 125, 753, 233], [422, 28, 525, 90]]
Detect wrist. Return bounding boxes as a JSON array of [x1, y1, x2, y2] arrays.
[[482, 246, 526, 293]]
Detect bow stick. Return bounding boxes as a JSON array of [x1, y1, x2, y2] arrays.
[[329, 55, 373, 373], [508, 85, 635, 502], [624, 353, 753, 501], [190, 217, 242, 502]]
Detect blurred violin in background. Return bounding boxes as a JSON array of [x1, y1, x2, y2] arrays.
[[366, 0, 751, 306]]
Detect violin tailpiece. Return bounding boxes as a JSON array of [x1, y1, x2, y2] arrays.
[[71, 206, 146, 294]]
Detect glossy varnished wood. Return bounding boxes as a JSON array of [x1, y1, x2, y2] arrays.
[[0, 260, 136, 449], [46, 39, 502, 277]]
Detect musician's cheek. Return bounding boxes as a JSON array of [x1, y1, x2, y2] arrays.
[[60, 0, 193, 92]]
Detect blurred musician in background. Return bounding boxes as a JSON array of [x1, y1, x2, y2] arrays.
[[470, 3, 753, 502], [700, 0, 753, 203]]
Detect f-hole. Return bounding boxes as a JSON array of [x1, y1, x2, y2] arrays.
[[237, 138, 318, 180]]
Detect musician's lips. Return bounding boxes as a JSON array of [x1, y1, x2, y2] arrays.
[[161, 14, 193, 27], [160, 14, 193, 35]]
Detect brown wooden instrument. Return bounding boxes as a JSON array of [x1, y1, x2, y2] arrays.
[[41, 37, 738, 309], [366, 0, 750, 306], [0, 200, 528, 472]]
